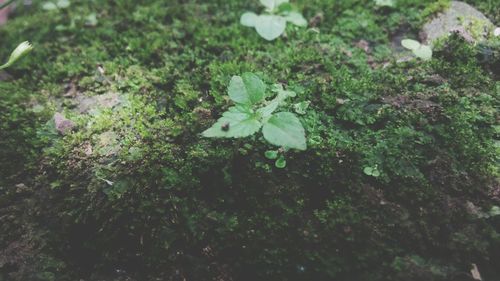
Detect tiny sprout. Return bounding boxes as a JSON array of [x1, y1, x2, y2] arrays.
[[490, 206, 500, 217], [0, 41, 33, 70], [42, 0, 70, 10], [363, 165, 380, 177], [240, 0, 307, 41], [265, 150, 279, 160], [374, 0, 395, 7], [401, 39, 432, 61], [275, 155, 287, 168]]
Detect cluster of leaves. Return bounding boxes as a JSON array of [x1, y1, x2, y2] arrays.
[[203, 72, 307, 151], [1, 0, 500, 280], [401, 39, 433, 60], [240, 0, 307, 40]]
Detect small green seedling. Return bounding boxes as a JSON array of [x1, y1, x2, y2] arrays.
[[265, 149, 288, 168], [374, 0, 395, 7], [401, 39, 433, 61], [0, 41, 33, 70], [363, 165, 381, 177], [203, 72, 307, 153], [293, 101, 310, 115], [490, 206, 500, 217], [241, 0, 307, 41], [42, 0, 70, 10]]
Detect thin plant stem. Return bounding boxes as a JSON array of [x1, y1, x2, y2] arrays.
[[0, 0, 17, 10]]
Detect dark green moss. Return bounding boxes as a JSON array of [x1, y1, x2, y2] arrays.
[[0, 0, 499, 280]]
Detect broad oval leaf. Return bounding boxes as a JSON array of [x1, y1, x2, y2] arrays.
[[241, 12, 258, 27], [255, 15, 287, 41], [262, 112, 306, 150], [228, 73, 266, 105], [401, 39, 421, 50], [285, 11, 307, 27], [414, 45, 433, 60], [202, 106, 262, 138]]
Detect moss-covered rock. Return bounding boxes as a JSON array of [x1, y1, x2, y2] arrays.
[[0, 0, 499, 280]]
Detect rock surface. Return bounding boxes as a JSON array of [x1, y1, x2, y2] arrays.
[[75, 92, 122, 114], [53, 112, 75, 135], [421, 1, 494, 44]]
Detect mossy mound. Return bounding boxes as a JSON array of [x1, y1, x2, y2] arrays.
[[0, 0, 499, 280]]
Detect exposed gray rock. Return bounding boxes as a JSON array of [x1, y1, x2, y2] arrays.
[[75, 92, 122, 114], [54, 112, 75, 135], [421, 1, 494, 44]]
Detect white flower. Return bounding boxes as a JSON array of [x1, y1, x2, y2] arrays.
[[0, 41, 33, 70]]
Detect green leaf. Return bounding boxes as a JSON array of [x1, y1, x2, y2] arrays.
[[202, 106, 262, 138], [257, 85, 297, 118], [241, 12, 258, 27], [260, 0, 289, 11], [265, 150, 279, 160], [42, 1, 58, 10], [293, 101, 310, 115], [57, 0, 70, 8], [85, 13, 98, 27], [375, 0, 395, 7], [364, 166, 380, 177], [262, 112, 306, 150], [363, 167, 373, 175], [275, 155, 287, 168], [277, 2, 293, 13], [401, 39, 421, 50], [255, 15, 287, 41], [413, 45, 433, 60], [0, 41, 33, 70], [489, 206, 500, 217], [228, 73, 266, 105], [284, 11, 307, 27]]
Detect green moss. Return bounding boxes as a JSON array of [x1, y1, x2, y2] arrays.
[[421, 0, 451, 19], [0, 0, 499, 280]]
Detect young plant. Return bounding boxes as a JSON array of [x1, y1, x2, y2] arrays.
[[0, 41, 33, 70], [374, 0, 395, 7], [202, 73, 307, 153], [265, 149, 288, 168], [240, 0, 307, 41], [401, 39, 433, 61], [363, 165, 381, 177], [42, 0, 70, 10]]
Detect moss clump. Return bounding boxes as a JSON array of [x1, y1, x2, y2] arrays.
[[1, 0, 499, 280]]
